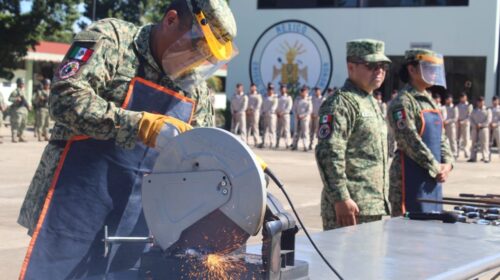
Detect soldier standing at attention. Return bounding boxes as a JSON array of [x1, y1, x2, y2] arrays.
[[468, 96, 492, 163], [0, 91, 5, 144], [457, 92, 473, 158], [32, 79, 51, 141], [9, 78, 30, 143], [491, 96, 500, 158], [443, 94, 459, 158], [276, 84, 293, 149], [17, 0, 238, 278], [387, 49, 454, 216], [259, 84, 278, 148], [230, 83, 248, 141], [309, 86, 325, 150], [316, 39, 390, 229], [292, 85, 312, 151], [246, 83, 262, 146]]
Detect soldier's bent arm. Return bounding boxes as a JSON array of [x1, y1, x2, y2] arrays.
[[49, 22, 142, 149], [483, 110, 493, 127], [451, 107, 459, 123], [315, 96, 354, 202], [388, 101, 441, 178]]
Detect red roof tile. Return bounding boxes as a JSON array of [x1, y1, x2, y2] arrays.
[[31, 41, 71, 55]]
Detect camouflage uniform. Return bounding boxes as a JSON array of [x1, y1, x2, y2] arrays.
[[387, 84, 454, 216], [18, 18, 216, 234], [316, 81, 390, 230], [0, 93, 5, 143], [316, 39, 391, 230], [8, 87, 29, 141], [32, 88, 51, 141]]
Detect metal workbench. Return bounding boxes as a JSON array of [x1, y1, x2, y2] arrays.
[[249, 218, 500, 279]]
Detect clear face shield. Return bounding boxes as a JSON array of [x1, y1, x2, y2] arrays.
[[417, 54, 446, 89], [161, 11, 238, 89]]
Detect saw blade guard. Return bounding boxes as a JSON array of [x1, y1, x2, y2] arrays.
[[142, 128, 267, 254]]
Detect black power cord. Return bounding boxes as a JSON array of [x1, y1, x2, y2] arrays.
[[264, 168, 344, 280]]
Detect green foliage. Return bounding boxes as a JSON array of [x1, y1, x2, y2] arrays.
[[79, 0, 172, 29], [0, 0, 80, 79]]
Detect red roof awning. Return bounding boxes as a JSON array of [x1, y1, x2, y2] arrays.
[[25, 41, 71, 62]]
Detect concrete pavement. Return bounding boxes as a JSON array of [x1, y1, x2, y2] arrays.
[[0, 131, 499, 279]]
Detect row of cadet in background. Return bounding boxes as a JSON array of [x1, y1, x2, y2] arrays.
[[229, 82, 500, 160], [229, 82, 336, 151], [0, 78, 52, 144]]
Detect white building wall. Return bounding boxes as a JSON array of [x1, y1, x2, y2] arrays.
[[228, 0, 500, 102]]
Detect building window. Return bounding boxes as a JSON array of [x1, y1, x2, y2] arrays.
[[257, 0, 469, 9]]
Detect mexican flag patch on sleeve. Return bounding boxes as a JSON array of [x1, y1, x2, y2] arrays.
[[68, 46, 94, 62]]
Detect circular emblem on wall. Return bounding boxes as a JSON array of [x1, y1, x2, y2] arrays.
[[249, 20, 333, 95]]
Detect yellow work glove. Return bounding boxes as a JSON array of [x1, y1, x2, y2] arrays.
[[138, 112, 192, 148]]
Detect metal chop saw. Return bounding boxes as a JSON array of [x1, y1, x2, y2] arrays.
[[104, 128, 309, 279]]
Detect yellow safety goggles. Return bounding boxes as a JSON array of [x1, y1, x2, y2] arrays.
[[194, 11, 234, 61]]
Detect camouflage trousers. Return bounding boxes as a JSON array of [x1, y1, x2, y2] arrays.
[[35, 108, 50, 138], [389, 152, 404, 217], [321, 191, 384, 230], [11, 108, 28, 138], [18, 143, 64, 235]]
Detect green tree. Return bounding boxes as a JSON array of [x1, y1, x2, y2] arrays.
[[79, 0, 172, 29], [0, 0, 80, 79]]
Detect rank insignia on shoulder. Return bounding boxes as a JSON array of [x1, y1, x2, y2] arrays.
[[320, 114, 333, 124], [68, 46, 94, 62], [58, 60, 80, 80]]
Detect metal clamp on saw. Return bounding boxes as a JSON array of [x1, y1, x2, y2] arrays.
[[103, 128, 309, 279]]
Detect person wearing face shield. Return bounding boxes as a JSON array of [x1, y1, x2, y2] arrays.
[[387, 49, 454, 217], [17, 1, 237, 279]]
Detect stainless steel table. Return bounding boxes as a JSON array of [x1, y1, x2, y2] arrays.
[[249, 218, 500, 279]]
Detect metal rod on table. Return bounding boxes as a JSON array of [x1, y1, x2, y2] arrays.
[[418, 199, 500, 208], [442, 197, 500, 206]]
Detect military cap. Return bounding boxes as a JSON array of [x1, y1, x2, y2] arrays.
[[301, 85, 309, 91], [42, 78, 51, 85], [346, 39, 391, 63], [404, 48, 442, 64], [267, 82, 274, 90], [187, 0, 237, 42], [16, 78, 25, 85]]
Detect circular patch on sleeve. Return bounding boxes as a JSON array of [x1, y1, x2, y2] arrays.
[[397, 119, 407, 129], [318, 123, 332, 139], [58, 60, 80, 79]]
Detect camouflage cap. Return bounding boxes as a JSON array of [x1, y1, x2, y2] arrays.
[[404, 48, 439, 63], [346, 39, 391, 63], [16, 77, 25, 85], [187, 0, 237, 42]]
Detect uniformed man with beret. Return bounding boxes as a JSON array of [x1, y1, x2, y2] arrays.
[[17, 0, 238, 278], [387, 49, 454, 216], [316, 39, 390, 229]]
